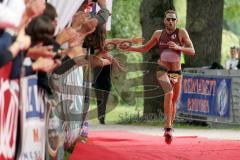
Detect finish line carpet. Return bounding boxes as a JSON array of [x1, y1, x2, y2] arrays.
[[70, 131, 240, 160]]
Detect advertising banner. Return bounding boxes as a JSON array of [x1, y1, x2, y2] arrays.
[[0, 63, 19, 160], [178, 75, 231, 118], [17, 75, 45, 160]]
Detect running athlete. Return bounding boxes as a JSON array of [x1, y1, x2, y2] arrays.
[[120, 10, 195, 144]]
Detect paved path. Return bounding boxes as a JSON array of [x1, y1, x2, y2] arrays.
[[89, 123, 240, 140]]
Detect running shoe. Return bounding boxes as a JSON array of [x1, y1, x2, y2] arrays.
[[164, 127, 173, 144]]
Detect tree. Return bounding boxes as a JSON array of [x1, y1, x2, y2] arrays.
[[110, 0, 142, 38], [185, 0, 224, 67], [109, 0, 144, 109], [140, 0, 175, 115]]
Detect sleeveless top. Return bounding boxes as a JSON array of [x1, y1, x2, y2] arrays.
[[158, 28, 182, 62]]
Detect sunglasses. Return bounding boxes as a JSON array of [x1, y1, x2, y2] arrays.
[[166, 18, 177, 21]]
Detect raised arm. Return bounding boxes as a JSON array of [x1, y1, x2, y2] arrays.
[[78, 0, 110, 25], [120, 30, 161, 53], [93, 0, 110, 25], [105, 37, 143, 44]]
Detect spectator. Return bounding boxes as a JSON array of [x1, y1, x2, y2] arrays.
[[237, 47, 240, 69], [225, 46, 239, 70]]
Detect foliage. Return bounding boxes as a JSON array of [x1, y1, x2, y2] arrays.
[[174, 0, 186, 28], [108, 0, 144, 108], [173, 0, 187, 63], [223, 0, 240, 35], [173, 0, 240, 36], [173, 0, 240, 66], [109, 0, 143, 63], [109, 0, 143, 38], [224, 0, 240, 7]]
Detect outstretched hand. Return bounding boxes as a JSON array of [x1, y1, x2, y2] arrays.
[[25, 0, 46, 18], [118, 37, 144, 52], [97, 0, 107, 9], [27, 44, 55, 60], [16, 28, 31, 50], [32, 57, 61, 73], [77, 18, 98, 37], [56, 27, 79, 44], [72, 11, 88, 29], [118, 42, 132, 51]]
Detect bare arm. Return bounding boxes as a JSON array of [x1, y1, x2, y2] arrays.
[[93, 0, 110, 25], [32, 57, 61, 73], [27, 45, 55, 60], [121, 30, 160, 53], [178, 29, 195, 55], [105, 37, 143, 44], [104, 37, 143, 51], [9, 29, 31, 57], [167, 29, 195, 55]]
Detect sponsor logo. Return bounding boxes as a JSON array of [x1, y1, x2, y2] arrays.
[[216, 80, 228, 116], [171, 34, 176, 39]]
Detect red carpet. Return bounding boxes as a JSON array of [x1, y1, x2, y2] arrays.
[[70, 131, 240, 160]]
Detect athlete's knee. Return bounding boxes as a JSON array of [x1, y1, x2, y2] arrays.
[[165, 90, 174, 97], [172, 94, 180, 104], [172, 88, 181, 102]]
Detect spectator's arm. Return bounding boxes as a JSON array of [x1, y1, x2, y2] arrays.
[[0, 40, 27, 68], [0, 50, 13, 68], [92, 0, 110, 25]]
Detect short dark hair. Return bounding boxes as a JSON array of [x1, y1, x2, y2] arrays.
[[84, 24, 107, 51], [164, 10, 177, 18], [26, 15, 55, 45], [43, 3, 57, 21], [230, 46, 236, 50]]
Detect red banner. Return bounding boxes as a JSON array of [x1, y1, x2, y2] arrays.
[[0, 63, 19, 160]]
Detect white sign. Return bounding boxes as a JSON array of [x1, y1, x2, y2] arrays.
[[17, 75, 45, 160]]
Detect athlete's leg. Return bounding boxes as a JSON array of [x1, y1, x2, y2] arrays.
[[156, 72, 173, 128], [171, 76, 182, 124]]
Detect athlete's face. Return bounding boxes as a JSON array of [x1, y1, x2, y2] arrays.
[[164, 13, 177, 31]]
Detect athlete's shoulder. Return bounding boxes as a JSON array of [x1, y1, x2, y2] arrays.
[[154, 30, 163, 34], [153, 30, 163, 39], [178, 28, 189, 35]]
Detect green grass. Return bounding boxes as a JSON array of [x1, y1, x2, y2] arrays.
[[64, 151, 71, 160], [89, 103, 143, 124], [88, 102, 212, 129], [89, 102, 240, 130]]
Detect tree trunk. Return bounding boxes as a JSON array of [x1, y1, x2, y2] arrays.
[[140, 0, 175, 115], [185, 0, 224, 67]]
